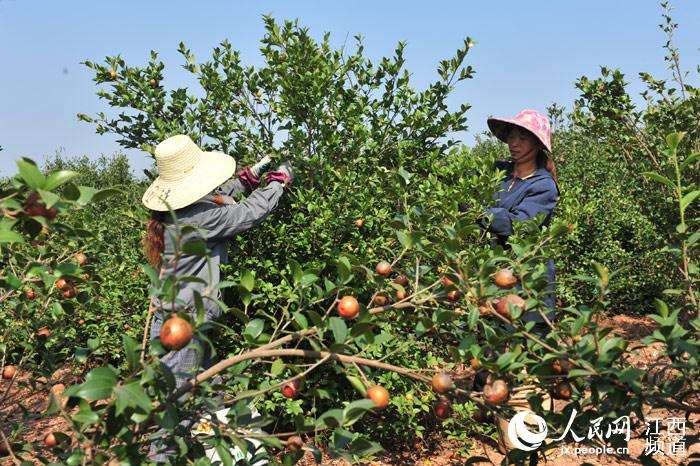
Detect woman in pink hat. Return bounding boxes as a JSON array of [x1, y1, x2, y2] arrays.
[[481, 109, 560, 328], [477, 109, 560, 453]]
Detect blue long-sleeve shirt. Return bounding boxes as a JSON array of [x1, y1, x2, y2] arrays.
[[483, 160, 559, 313]]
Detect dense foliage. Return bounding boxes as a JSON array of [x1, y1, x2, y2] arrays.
[[1, 6, 698, 465]]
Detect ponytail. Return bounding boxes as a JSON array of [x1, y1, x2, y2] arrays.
[[143, 211, 166, 269]]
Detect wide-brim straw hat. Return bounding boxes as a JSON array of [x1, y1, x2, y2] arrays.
[[142, 135, 236, 211], [487, 109, 552, 153]]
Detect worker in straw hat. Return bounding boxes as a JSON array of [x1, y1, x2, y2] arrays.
[[142, 134, 291, 463], [475, 109, 560, 453]]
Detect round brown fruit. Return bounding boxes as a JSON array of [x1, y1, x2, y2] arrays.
[[393, 275, 409, 287], [483, 379, 510, 406], [109, 69, 117, 79], [431, 372, 454, 394], [44, 432, 58, 448], [447, 290, 462, 302], [440, 276, 455, 287], [354, 218, 364, 228], [37, 327, 51, 339], [395, 289, 406, 301], [433, 397, 452, 419], [55, 278, 69, 290], [372, 294, 389, 306], [375, 261, 392, 277], [62, 286, 77, 299], [495, 294, 526, 319], [494, 268, 517, 289], [74, 252, 88, 266], [281, 379, 302, 399], [2, 365, 17, 380], [286, 435, 304, 452], [366, 385, 390, 409], [25, 288, 36, 300], [469, 357, 480, 370], [337, 296, 360, 319], [149, 79, 158, 87], [552, 358, 571, 375], [554, 381, 573, 400], [160, 315, 193, 351]]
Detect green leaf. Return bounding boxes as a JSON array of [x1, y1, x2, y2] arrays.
[[592, 261, 609, 289], [316, 408, 344, 429], [345, 374, 367, 396], [181, 238, 208, 256], [397, 166, 412, 185], [66, 367, 117, 401], [329, 317, 348, 344], [680, 190, 699, 213], [665, 131, 685, 151], [680, 152, 699, 171], [75, 186, 97, 206], [240, 269, 255, 292], [0, 230, 25, 244], [37, 189, 60, 209], [342, 399, 375, 426], [92, 188, 122, 203], [292, 311, 308, 329], [45, 170, 78, 190], [17, 158, 46, 189], [244, 319, 265, 339], [72, 400, 100, 425], [641, 172, 675, 190], [270, 358, 285, 377], [122, 335, 140, 371], [114, 382, 152, 415]]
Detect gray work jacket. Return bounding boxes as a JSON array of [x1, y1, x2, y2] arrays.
[[150, 177, 284, 321]]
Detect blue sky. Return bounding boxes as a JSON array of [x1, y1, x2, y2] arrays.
[[1, 1, 698, 177]]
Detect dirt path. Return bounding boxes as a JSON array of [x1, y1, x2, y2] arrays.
[[1, 315, 698, 465]]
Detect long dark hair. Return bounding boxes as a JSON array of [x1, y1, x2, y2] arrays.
[[143, 210, 166, 269], [537, 150, 558, 185]]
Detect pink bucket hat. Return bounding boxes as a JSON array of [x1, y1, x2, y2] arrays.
[[487, 109, 552, 152]]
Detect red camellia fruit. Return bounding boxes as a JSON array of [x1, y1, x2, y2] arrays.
[[446, 290, 462, 302], [367, 385, 390, 409], [375, 261, 392, 277], [37, 327, 51, 339], [25, 288, 36, 300], [552, 358, 572, 375], [2, 365, 17, 380], [469, 357, 480, 370], [281, 379, 302, 399], [62, 286, 77, 299], [44, 432, 58, 448], [354, 218, 364, 228], [393, 275, 409, 287], [149, 78, 158, 87], [433, 397, 452, 419], [440, 276, 455, 287], [373, 294, 389, 306], [554, 381, 573, 400], [55, 278, 70, 290], [109, 69, 117, 79], [395, 289, 407, 301], [74, 252, 88, 266], [286, 435, 304, 452], [160, 315, 193, 350], [494, 268, 518, 289], [495, 294, 526, 319], [337, 296, 360, 319], [483, 379, 510, 406], [431, 372, 454, 394]]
